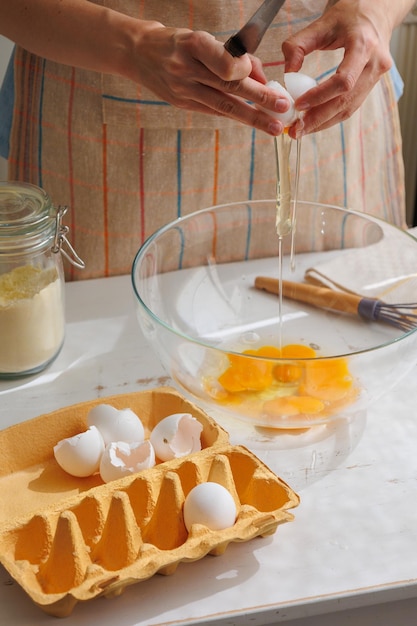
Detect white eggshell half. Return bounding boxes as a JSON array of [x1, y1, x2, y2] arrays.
[[183, 482, 237, 531], [150, 413, 203, 462], [54, 426, 105, 478], [264, 80, 297, 127], [284, 72, 317, 101], [87, 404, 145, 446], [99, 440, 156, 483]]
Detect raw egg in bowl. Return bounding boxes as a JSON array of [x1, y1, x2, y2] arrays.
[[131, 201, 417, 429]]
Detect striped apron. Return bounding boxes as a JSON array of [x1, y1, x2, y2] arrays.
[[8, 0, 406, 280]]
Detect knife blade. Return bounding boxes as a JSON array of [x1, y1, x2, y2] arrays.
[[224, 0, 286, 57]]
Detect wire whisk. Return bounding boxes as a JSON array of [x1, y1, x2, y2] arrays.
[[255, 277, 417, 333]]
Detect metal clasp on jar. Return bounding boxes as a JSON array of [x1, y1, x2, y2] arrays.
[[52, 206, 85, 269]]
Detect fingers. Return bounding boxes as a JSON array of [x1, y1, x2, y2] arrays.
[[283, 32, 392, 135], [282, 32, 324, 74], [248, 54, 268, 84], [145, 29, 290, 135], [133, 26, 288, 135], [203, 78, 291, 135], [296, 39, 391, 136], [188, 32, 290, 129], [215, 74, 288, 114], [294, 62, 364, 115], [174, 76, 288, 136], [281, 0, 396, 135], [159, 59, 289, 134], [288, 58, 386, 138], [282, 13, 338, 73]]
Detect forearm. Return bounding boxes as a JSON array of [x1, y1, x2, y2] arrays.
[[0, 0, 291, 136], [373, 0, 415, 28], [330, 0, 416, 34], [0, 0, 160, 78]]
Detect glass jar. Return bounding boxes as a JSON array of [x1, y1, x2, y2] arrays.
[[0, 182, 83, 378]]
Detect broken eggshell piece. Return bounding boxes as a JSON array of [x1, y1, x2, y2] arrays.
[[53, 426, 105, 478], [150, 413, 203, 462], [264, 72, 318, 127], [284, 72, 317, 101], [87, 403, 145, 445], [0, 389, 300, 617], [99, 439, 156, 483]]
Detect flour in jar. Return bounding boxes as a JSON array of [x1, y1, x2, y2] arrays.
[[0, 265, 65, 374]]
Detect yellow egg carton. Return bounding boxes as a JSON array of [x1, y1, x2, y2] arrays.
[[0, 387, 299, 617]]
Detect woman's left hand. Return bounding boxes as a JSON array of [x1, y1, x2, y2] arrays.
[[282, 0, 413, 137]]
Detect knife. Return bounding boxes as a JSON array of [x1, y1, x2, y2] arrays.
[[224, 0, 286, 57]]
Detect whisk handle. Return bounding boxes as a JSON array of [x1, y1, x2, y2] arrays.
[[255, 277, 362, 315]]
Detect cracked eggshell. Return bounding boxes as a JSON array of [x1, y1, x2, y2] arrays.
[[53, 426, 105, 478], [264, 72, 318, 127], [150, 413, 203, 462], [87, 404, 145, 446], [99, 440, 156, 483], [284, 72, 317, 101], [265, 80, 297, 127], [183, 482, 237, 531]]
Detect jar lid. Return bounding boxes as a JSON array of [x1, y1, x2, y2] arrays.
[[0, 182, 56, 254]]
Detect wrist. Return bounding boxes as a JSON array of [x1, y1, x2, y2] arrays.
[[113, 16, 165, 81]]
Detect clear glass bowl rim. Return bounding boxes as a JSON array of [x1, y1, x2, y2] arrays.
[[131, 199, 417, 362]]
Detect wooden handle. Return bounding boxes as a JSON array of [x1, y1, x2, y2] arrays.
[[254, 276, 362, 316]]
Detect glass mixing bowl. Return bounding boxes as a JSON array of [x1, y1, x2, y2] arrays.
[[131, 201, 417, 429]]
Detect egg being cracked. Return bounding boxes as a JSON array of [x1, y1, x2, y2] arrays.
[[150, 413, 203, 462], [183, 482, 237, 531], [264, 72, 318, 127], [99, 440, 156, 483], [87, 404, 145, 446], [53, 426, 105, 477]]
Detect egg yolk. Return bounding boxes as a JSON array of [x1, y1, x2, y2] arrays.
[[273, 344, 317, 383], [300, 357, 353, 402], [218, 347, 280, 392], [214, 343, 356, 421]]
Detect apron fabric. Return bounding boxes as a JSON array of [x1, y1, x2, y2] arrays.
[[8, 0, 406, 280]]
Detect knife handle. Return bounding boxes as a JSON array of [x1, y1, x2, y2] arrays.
[[224, 0, 286, 56]]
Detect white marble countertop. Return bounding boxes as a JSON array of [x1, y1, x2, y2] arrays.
[[1, 274, 417, 626]]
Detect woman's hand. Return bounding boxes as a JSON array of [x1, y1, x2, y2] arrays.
[[126, 24, 288, 135], [0, 0, 288, 136], [282, 0, 414, 137]]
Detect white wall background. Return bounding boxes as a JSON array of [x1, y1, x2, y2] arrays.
[[0, 36, 13, 180]]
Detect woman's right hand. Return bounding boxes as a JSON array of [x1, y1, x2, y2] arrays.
[[0, 0, 288, 135], [126, 22, 288, 135]]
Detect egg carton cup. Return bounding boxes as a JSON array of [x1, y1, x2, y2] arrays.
[[0, 387, 299, 617]]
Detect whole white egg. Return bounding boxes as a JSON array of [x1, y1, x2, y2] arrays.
[[183, 482, 237, 531], [150, 413, 203, 462], [99, 439, 156, 483], [87, 404, 145, 446], [53, 426, 105, 477]]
